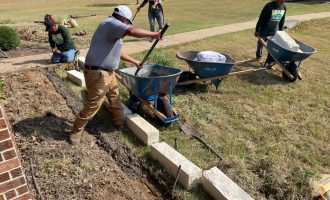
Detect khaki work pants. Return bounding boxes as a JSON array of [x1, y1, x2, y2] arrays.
[[72, 69, 125, 134]]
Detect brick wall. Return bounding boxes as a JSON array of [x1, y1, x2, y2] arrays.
[[0, 105, 31, 200]]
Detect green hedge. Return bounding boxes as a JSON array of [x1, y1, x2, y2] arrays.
[[0, 26, 20, 50]]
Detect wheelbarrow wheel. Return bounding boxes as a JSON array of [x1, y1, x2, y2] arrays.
[[157, 97, 174, 119], [282, 62, 298, 82]]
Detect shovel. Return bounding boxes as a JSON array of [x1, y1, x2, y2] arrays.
[[134, 23, 169, 76], [181, 124, 223, 160], [132, 9, 139, 22]]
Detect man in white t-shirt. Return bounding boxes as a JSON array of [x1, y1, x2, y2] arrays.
[[71, 5, 161, 145]]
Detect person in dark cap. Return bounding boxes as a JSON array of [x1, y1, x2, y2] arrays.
[[44, 18, 76, 63], [70, 5, 161, 145], [44, 14, 55, 21]]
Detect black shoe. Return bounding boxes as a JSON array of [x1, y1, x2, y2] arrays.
[[265, 62, 276, 69]]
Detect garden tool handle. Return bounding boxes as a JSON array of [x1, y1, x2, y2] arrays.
[[132, 10, 139, 22], [194, 135, 223, 160], [134, 23, 169, 76]]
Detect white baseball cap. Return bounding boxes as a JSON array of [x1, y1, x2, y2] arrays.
[[113, 5, 133, 24]]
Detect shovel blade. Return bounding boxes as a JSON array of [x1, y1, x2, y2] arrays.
[[181, 124, 202, 138]]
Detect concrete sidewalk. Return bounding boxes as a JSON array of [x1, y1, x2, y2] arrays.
[[1, 11, 330, 74]]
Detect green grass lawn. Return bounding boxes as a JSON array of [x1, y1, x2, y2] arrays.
[[115, 18, 330, 199], [1, 0, 330, 48]]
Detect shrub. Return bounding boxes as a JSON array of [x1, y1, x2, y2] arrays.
[[147, 50, 174, 66], [0, 26, 20, 50], [118, 50, 174, 69]]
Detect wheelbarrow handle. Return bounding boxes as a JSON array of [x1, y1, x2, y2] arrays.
[[134, 23, 170, 76]]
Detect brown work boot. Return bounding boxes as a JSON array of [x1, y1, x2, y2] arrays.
[[70, 131, 82, 145]]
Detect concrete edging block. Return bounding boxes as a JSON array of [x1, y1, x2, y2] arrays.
[[150, 142, 202, 190], [126, 114, 159, 145], [67, 70, 85, 87], [78, 57, 85, 68], [202, 167, 254, 200]]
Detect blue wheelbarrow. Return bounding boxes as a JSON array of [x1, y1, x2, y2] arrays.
[[176, 51, 264, 91], [176, 37, 316, 90], [259, 36, 316, 82], [116, 64, 183, 124]]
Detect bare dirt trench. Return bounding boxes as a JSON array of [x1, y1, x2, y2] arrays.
[[1, 68, 178, 200]]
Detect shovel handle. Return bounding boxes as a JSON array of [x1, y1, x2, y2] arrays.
[[141, 23, 169, 65], [194, 136, 223, 160], [134, 23, 169, 76], [132, 10, 139, 22]]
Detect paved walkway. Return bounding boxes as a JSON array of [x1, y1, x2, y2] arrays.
[[1, 11, 330, 74]]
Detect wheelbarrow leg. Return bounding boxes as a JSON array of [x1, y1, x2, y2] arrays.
[[297, 61, 303, 80], [211, 79, 223, 93], [264, 54, 276, 69]]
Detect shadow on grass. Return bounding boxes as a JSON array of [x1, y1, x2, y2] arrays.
[[237, 69, 292, 86], [173, 73, 289, 93], [86, 3, 127, 7], [174, 83, 210, 97], [12, 112, 71, 141]]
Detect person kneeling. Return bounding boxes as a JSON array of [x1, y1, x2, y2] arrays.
[[44, 19, 76, 63]]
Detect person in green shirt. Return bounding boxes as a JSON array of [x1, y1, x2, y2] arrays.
[[44, 19, 76, 63], [254, 0, 287, 61]]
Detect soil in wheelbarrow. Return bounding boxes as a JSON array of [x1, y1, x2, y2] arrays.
[[0, 69, 178, 200], [132, 68, 168, 78]]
